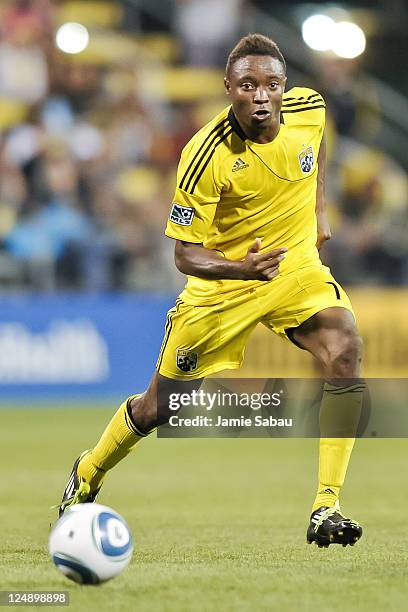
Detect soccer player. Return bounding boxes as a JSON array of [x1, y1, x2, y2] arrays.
[[59, 34, 364, 547]]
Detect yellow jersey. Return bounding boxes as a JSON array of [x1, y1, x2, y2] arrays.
[[165, 87, 325, 305]]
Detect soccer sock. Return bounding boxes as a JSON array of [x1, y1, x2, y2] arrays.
[[77, 395, 147, 492], [312, 382, 365, 512]]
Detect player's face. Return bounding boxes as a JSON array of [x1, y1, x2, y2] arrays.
[[224, 55, 286, 138]]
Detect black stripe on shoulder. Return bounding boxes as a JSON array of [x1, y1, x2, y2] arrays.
[[282, 92, 321, 103], [281, 104, 326, 114], [307, 92, 322, 100], [189, 128, 233, 194], [227, 107, 247, 140], [281, 97, 324, 109], [179, 118, 229, 190], [184, 125, 232, 193]]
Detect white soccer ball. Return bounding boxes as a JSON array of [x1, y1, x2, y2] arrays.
[[49, 503, 133, 585]]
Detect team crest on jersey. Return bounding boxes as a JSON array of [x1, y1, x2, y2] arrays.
[[298, 146, 314, 173], [169, 203, 195, 226], [176, 349, 198, 372]]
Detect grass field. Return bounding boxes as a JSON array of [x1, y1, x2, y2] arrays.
[[1, 407, 408, 611]]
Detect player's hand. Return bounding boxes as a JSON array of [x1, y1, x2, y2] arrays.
[[241, 238, 288, 281]]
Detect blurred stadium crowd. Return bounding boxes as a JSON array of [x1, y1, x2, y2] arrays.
[[0, 0, 407, 292]]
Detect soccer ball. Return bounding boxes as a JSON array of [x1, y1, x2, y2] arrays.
[[49, 503, 133, 585]]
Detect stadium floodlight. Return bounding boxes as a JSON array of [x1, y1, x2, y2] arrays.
[[302, 14, 336, 52], [55, 22, 89, 55], [331, 21, 366, 59]]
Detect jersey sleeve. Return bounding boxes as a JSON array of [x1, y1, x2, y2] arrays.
[[165, 136, 223, 243]]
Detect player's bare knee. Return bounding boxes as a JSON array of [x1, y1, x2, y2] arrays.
[[326, 330, 363, 377]]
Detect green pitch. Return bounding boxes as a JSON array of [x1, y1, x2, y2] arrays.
[[1, 407, 408, 612]]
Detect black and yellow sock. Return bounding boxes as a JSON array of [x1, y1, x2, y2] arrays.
[[77, 395, 146, 492], [312, 382, 365, 512]]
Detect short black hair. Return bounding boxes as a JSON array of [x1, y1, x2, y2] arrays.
[[226, 33, 286, 77]]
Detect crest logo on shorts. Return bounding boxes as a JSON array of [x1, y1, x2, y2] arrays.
[[298, 146, 314, 173], [176, 349, 198, 372], [169, 203, 195, 226]]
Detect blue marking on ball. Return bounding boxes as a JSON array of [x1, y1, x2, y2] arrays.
[[95, 512, 132, 557], [53, 553, 100, 585]]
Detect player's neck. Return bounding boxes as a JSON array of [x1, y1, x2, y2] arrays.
[[249, 122, 281, 144], [235, 115, 281, 144]]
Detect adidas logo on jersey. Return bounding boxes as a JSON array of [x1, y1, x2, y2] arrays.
[[232, 157, 249, 172]]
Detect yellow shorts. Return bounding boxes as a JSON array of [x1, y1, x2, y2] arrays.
[[156, 265, 354, 380]]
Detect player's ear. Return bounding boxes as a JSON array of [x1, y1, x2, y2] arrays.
[[224, 77, 231, 96], [282, 76, 287, 92]]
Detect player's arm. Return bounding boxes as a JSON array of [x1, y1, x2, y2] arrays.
[[316, 131, 331, 250], [175, 238, 287, 281], [169, 127, 285, 280]]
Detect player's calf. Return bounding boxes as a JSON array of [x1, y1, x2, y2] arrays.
[[128, 373, 203, 433]]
